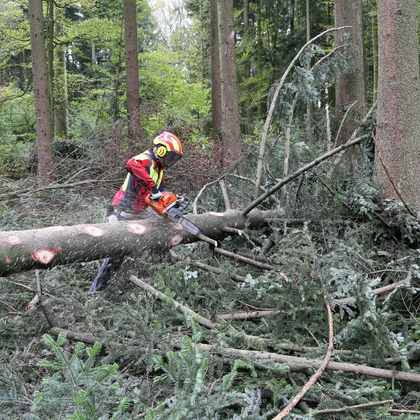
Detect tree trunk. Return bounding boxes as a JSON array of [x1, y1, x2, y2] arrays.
[[210, 0, 222, 144], [306, 0, 313, 143], [46, 0, 55, 136], [0, 210, 270, 276], [243, 0, 253, 135], [217, 0, 242, 168], [124, 0, 141, 139], [373, 0, 420, 209], [290, 0, 295, 32], [334, 0, 366, 170], [256, 0, 264, 120], [54, 11, 68, 138], [28, 0, 54, 185], [371, 11, 378, 104]]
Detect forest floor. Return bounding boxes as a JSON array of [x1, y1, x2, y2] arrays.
[[2, 159, 420, 419]]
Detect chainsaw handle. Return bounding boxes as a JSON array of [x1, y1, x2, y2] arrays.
[[144, 191, 152, 206], [179, 195, 190, 207], [144, 190, 166, 204]]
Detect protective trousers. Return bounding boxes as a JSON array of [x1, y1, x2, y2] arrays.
[[88, 205, 154, 292]]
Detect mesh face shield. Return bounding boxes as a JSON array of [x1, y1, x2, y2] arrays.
[[163, 151, 182, 168]]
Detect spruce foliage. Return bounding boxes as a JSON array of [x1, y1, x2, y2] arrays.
[[2, 4, 420, 415], [3, 137, 420, 418]]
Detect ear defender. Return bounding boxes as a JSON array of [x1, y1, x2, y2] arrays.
[[157, 146, 167, 157]]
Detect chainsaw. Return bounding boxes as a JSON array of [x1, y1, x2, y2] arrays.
[[145, 191, 202, 236]]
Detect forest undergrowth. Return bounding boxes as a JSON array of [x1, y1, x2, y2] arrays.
[[2, 135, 420, 419]]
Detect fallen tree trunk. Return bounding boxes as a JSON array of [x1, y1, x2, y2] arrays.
[[198, 344, 420, 383], [0, 209, 270, 276], [47, 325, 420, 384]]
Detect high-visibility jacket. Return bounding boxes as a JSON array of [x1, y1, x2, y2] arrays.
[[112, 148, 165, 213]]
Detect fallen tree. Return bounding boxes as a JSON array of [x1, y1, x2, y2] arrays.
[[0, 208, 272, 276], [0, 131, 372, 277]]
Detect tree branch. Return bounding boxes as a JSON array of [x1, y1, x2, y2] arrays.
[[198, 344, 420, 383], [254, 26, 350, 199], [243, 134, 370, 215], [302, 399, 394, 416]]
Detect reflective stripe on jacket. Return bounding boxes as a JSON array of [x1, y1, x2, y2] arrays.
[[112, 149, 165, 213]]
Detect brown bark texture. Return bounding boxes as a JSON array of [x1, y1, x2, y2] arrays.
[[243, 0, 253, 135], [373, 0, 420, 209], [210, 0, 222, 143], [334, 0, 366, 147], [0, 210, 269, 276], [28, 0, 54, 185], [124, 0, 141, 139], [54, 12, 68, 138], [217, 0, 242, 167]]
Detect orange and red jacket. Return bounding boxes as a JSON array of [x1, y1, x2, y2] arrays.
[[112, 148, 165, 213]]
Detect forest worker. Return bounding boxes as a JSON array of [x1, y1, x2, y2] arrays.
[[89, 131, 183, 292]]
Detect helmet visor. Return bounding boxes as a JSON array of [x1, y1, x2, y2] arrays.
[[163, 151, 182, 168]]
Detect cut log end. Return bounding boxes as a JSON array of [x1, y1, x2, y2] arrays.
[[82, 226, 105, 237], [5, 235, 22, 245], [170, 234, 184, 246], [126, 223, 146, 235], [32, 247, 62, 264]]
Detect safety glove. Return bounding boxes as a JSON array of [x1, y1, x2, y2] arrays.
[[150, 189, 162, 200]]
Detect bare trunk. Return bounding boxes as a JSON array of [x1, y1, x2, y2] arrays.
[[210, 0, 222, 144], [217, 0, 242, 168], [54, 11, 68, 138], [373, 0, 420, 209], [334, 0, 366, 173], [243, 0, 253, 135], [28, 0, 54, 185], [124, 0, 141, 139], [306, 0, 313, 143]]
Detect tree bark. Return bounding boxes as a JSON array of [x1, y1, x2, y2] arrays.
[[210, 0, 222, 144], [334, 0, 366, 174], [217, 0, 242, 168], [305, 0, 313, 144], [373, 0, 420, 209], [46, 0, 54, 135], [124, 0, 141, 139], [253, 27, 349, 200], [54, 10, 68, 138], [256, 0, 263, 120], [198, 344, 420, 383], [28, 0, 54, 185], [243, 0, 253, 135], [0, 210, 270, 276]]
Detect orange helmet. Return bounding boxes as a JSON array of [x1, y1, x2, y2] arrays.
[[153, 132, 183, 167]]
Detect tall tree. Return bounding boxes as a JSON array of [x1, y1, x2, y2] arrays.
[[217, 0, 242, 168], [124, 0, 141, 139], [256, 0, 264, 120], [306, 0, 313, 142], [334, 0, 366, 151], [54, 9, 68, 138], [210, 0, 222, 143], [28, 0, 54, 185], [243, 0, 253, 135], [46, 0, 54, 134], [373, 0, 420, 209]]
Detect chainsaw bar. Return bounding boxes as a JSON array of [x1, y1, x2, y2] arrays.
[[176, 215, 202, 236], [166, 207, 202, 236], [146, 191, 203, 236]]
